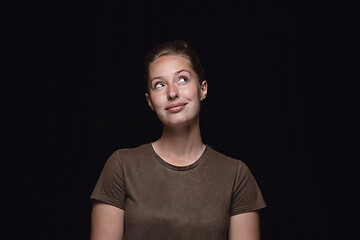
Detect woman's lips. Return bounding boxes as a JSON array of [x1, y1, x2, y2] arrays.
[[166, 103, 187, 113]]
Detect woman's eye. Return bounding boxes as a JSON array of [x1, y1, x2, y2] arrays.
[[178, 77, 188, 84], [154, 83, 164, 89]]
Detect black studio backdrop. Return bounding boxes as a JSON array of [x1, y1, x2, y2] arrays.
[[2, 0, 358, 239]]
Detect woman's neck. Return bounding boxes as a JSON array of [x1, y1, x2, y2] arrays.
[[152, 118, 205, 165]]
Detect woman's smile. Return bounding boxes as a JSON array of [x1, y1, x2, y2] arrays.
[[165, 102, 188, 113]]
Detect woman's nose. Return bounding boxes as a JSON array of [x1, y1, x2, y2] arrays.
[[167, 84, 179, 100]]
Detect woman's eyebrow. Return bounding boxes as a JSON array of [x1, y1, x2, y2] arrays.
[[175, 69, 191, 75], [151, 76, 164, 82], [151, 69, 191, 82]]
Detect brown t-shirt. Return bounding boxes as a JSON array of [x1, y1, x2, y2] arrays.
[[91, 144, 266, 240]]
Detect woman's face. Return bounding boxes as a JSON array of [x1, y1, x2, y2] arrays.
[[145, 55, 207, 128]]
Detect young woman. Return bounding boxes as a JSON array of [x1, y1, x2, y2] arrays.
[[90, 40, 266, 240]]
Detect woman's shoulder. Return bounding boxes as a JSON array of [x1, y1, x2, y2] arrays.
[[107, 143, 152, 164], [112, 143, 149, 154], [206, 145, 247, 168], [110, 143, 150, 157]]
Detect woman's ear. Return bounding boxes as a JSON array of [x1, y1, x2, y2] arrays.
[[145, 93, 154, 110], [200, 80, 208, 101]]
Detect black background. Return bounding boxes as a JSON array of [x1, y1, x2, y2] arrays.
[[2, 0, 358, 239]]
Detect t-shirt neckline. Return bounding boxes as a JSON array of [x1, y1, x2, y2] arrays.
[[147, 143, 208, 171]]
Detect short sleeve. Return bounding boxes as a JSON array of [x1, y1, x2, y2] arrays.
[[90, 150, 126, 210], [231, 161, 266, 216]]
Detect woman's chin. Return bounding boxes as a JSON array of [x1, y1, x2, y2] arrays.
[[161, 116, 199, 129]]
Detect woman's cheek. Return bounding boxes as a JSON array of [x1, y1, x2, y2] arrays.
[[150, 94, 164, 109], [183, 87, 199, 100]]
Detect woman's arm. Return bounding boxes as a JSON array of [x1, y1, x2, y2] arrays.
[[91, 201, 124, 240], [228, 211, 261, 240]]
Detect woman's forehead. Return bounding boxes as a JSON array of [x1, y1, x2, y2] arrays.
[[149, 55, 193, 78]]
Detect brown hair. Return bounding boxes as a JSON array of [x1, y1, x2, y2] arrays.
[[144, 40, 205, 93]]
